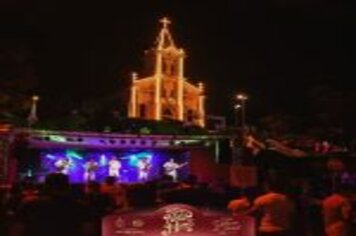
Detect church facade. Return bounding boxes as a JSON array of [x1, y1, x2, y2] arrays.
[[128, 18, 205, 127]]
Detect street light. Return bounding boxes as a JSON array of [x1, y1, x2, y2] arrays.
[[234, 104, 241, 128], [28, 95, 39, 127], [236, 93, 248, 129]]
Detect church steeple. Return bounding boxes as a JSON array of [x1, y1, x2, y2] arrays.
[[153, 17, 183, 78], [156, 17, 176, 50], [153, 17, 184, 120]]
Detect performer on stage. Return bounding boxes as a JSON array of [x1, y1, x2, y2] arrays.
[[137, 158, 151, 182], [108, 156, 121, 179], [84, 158, 99, 182], [54, 157, 71, 175], [163, 158, 187, 182]]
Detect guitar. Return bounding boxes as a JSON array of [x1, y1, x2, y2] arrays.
[[84, 162, 99, 172], [141, 162, 151, 172], [54, 159, 72, 172]]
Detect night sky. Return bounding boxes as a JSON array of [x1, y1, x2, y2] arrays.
[[1, 1, 355, 123]]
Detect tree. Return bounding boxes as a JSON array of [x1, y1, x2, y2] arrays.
[[0, 43, 38, 125]]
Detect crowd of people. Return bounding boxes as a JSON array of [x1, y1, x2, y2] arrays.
[[228, 180, 355, 236], [0, 157, 355, 236]]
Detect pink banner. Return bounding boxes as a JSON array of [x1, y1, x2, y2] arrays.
[[103, 204, 255, 236]]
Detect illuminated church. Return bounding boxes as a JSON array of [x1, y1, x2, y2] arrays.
[[128, 18, 205, 127]]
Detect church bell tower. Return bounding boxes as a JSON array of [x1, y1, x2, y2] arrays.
[[128, 17, 205, 127]]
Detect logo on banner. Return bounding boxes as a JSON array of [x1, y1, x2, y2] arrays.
[[103, 204, 255, 236], [161, 207, 194, 235]]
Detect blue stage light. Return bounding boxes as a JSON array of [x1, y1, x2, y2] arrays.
[[45, 154, 56, 160], [99, 154, 107, 166], [66, 150, 83, 160], [128, 154, 138, 166]]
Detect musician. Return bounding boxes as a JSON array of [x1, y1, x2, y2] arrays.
[[108, 156, 121, 179], [84, 158, 99, 182], [137, 158, 151, 182], [54, 158, 71, 175], [163, 158, 187, 182]]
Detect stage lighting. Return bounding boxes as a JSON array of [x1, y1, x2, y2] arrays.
[[99, 154, 107, 165]]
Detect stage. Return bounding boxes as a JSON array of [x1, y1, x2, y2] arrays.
[[4, 129, 233, 184], [22, 149, 190, 183]]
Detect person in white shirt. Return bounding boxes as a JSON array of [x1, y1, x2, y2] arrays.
[[137, 158, 151, 182], [322, 184, 353, 236], [108, 156, 121, 179], [83, 158, 99, 182], [163, 158, 187, 182], [54, 158, 71, 175]]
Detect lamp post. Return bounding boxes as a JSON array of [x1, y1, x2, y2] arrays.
[[28, 95, 39, 127], [236, 93, 248, 129], [234, 104, 241, 128]]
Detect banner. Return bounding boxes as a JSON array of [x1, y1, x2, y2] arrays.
[[103, 204, 255, 236]]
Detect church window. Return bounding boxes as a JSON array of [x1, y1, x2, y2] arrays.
[[187, 109, 194, 122]]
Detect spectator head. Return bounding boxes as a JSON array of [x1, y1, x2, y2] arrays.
[[334, 183, 354, 196], [327, 158, 345, 172], [22, 176, 37, 190], [265, 180, 286, 193], [85, 181, 100, 194], [44, 173, 70, 196], [104, 176, 117, 185]]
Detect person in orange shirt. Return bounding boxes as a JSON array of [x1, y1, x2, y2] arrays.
[[246, 182, 295, 236], [322, 184, 353, 236]]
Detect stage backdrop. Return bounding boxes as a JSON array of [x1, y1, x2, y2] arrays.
[[26, 149, 190, 183]]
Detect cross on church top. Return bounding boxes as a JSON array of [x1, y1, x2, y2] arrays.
[[160, 17, 171, 29], [156, 17, 175, 49]]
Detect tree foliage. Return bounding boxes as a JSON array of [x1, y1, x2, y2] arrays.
[[0, 43, 38, 125]]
